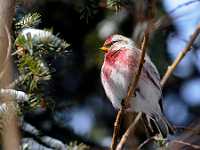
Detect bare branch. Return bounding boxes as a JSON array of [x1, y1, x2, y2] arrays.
[[111, 1, 158, 149], [111, 26, 150, 150], [0, 0, 20, 149], [116, 112, 142, 150], [137, 136, 157, 150], [121, 23, 200, 150], [161, 24, 200, 86], [172, 140, 200, 149], [111, 109, 123, 150], [169, 0, 200, 15]]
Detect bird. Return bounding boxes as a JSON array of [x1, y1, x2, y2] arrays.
[[100, 34, 174, 137]]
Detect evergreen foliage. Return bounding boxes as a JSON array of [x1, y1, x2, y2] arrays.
[[107, 0, 122, 11], [15, 12, 41, 30], [8, 12, 69, 112], [79, 0, 99, 22]]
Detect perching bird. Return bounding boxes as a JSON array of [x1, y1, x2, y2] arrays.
[[100, 34, 174, 137]]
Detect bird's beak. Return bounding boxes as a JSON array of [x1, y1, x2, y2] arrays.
[[100, 46, 109, 53]]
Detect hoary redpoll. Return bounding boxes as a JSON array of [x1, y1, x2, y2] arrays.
[[100, 34, 174, 137]]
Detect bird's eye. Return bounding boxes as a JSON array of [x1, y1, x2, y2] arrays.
[[113, 39, 123, 43], [107, 40, 120, 46]]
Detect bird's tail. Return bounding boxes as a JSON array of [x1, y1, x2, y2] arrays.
[[142, 113, 175, 138]]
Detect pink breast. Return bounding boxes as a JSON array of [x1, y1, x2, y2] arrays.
[[102, 48, 137, 80]]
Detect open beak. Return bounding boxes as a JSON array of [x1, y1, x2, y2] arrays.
[[100, 46, 109, 53]]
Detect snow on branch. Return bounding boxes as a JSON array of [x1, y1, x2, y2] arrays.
[[0, 89, 29, 103], [22, 138, 53, 150], [22, 121, 66, 150]]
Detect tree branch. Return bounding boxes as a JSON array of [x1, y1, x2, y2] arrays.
[[117, 22, 200, 150], [22, 121, 66, 150], [169, 0, 200, 15], [22, 138, 53, 150], [172, 140, 200, 149], [111, 28, 150, 150], [116, 112, 142, 150], [160, 24, 200, 86], [110, 2, 200, 150], [137, 135, 157, 150], [0, 0, 20, 149], [111, 1, 158, 149], [0, 26, 12, 81]]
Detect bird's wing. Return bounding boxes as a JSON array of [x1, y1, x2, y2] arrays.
[[143, 56, 161, 90], [129, 47, 161, 89], [144, 56, 163, 112]]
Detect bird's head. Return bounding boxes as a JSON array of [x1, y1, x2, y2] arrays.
[[100, 34, 134, 53]]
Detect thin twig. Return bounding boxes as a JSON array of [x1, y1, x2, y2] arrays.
[[116, 112, 142, 150], [111, 30, 149, 150], [169, 0, 200, 15], [111, 0, 155, 148], [111, 109, 123, 150], [137, 136, 157, 150], [124, 31, 149, 107], [173, 140, 200, 149], [113, 4, 200, 150], [111, 1, 154, 149], [154, 0, 200, 37], [160, 24, 200, 86], [135, 24, 200, 150], [174, 125, 200, 132]]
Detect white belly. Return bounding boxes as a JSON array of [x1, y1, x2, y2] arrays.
[[101, 65, 132, 109]]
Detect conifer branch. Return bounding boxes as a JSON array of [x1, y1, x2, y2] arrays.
[[22, 121, 66, 150], [15, 12, 41, 30]]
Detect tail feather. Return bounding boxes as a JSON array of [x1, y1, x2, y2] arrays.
[[142, 113, 175, 138], [160, 114, 175, 134]]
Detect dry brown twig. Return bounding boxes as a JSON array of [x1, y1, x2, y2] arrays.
[[116, 112, 142, 150], [111, 108, 123, 150], [112, 30, 150, 150], [111, 0, 156, 149], [111, 1, 155, 149], [125, 24, 200, 150], [116, 24, 200, 150], [0, 0, 20, 148], [111, 29, 150, 150], [111, 1, 200, 150], [137, 135, 159, 150], [172, 140, 200, 149], [160, 24, 200, 86]]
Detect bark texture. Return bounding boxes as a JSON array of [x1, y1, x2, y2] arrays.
[[0, 0, 20, 149]]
